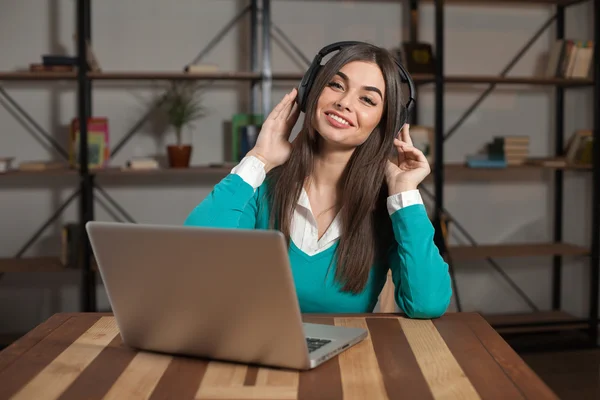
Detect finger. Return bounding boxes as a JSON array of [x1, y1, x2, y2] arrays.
[[267, 94, 288, 120], [274, 88, 297, 121], [285, 102, 301, 131], [394, 139, 406, 164], [398, 143, 427, 163], [401, 124, 412, 146], [281, 88, 299, 122], [267, 90, 293, 120]]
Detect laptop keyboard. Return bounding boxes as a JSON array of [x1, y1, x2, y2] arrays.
[[306, 337, 331, 353]]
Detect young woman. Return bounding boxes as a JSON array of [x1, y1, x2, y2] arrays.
[[184, 42, 452, 318]]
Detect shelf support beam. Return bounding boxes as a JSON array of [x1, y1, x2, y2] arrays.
[[407, 0, 419, 125], [590, 0, 600, 345], [93, 184, 137, 224], [110, 5, 252, 159], [14, 190, 80, 259], [261, 0, 272, 115], [250, 0, 259, 115], [443, 14, 557, 143], [552, 5, 565, 312], [0, 88, 69, 160], [187, 4, 252, 67], [420, 185, 540, 312], [433, 0, 445, 253], [77, 0, 95, 313]]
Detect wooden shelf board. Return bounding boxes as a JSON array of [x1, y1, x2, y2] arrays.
[[443, 75, 592, 86], [0, 72, 76, 81], [87, 71, 261, 80], [0, 257, 66, 273], [0, 168, 77, 177], [420, 0, 588, 5], [0, 162, 591, 180], [430, 162, 592, 181], [0, 71, 593, 86], [302, 0, 588, 4], [484, 311, 590, 334], [94, 166, 232, 176], [449, 242, 589, 261]]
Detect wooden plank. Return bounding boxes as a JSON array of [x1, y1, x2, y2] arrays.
[[433, 317, 526, 400], [88, 71, 260, 80], [57, 334, 137, 400], [0, 257, 66, 273], [366, 318, 434, 399], [94, 166, 230, 176], [9, 316, 119, 400], [297, 317, 343, 400], [0, 72, 76, 80], [449, 242, 589, 261], [463, 313, 559, 399], [334, 317, 389, 400], [195, 360, 303, 400], [419, 0, 587, 5], [244, 366, 260, 386], [426, 163, 592, 183], [102, 351, 173, 400], [399, 317, 481, 399], [443, 75, 592, 86], [0, 168, 77, 177], [0, 314, 71, 373], [148, 357, 208, 400], [0, 314, 101, 399]]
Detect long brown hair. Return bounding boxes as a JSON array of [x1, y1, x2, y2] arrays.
[[266, 43, 406, 294]]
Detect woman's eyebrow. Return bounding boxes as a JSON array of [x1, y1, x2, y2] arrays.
[[335, 71, 383, 99]]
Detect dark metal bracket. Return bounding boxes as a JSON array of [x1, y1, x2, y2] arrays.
[[93, 184, 137, 224], [420, 185, 539, 312], [14, 189, 80, 258], [443, 14, 557, 142], [0, 87, 69, 160]]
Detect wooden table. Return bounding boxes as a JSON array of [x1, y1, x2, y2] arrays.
[[0, 312, 557, 399]]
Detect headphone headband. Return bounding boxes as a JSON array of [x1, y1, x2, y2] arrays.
[[296, 41, 415, 127]]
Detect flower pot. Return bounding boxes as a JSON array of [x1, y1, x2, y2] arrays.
[[167, 145, 192, 168]]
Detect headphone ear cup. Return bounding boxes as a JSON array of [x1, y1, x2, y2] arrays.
[[296, 82, 307, 112]]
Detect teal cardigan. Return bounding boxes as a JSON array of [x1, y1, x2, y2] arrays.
[[184, 173, 452, 318]]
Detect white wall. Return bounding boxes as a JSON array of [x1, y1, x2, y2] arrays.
[[0, 0, 595, 335]]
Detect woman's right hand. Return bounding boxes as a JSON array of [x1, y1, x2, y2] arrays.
[[247, 88, 301, 173]]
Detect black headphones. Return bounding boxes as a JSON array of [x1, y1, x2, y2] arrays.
[[296, 41, 416, 129]]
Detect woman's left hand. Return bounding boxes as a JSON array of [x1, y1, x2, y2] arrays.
[[385, 124, 431, 194]]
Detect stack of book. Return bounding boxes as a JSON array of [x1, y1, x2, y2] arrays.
[[29, 55, 77, 73], [487, 136, 529, 165], [466, 136, 529, 168]]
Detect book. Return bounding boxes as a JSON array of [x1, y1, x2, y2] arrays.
[[69, 117, 109, 168], [231, 113, 263, 162]]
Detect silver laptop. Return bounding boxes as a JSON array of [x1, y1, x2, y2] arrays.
[[85, 221, 367, 370]]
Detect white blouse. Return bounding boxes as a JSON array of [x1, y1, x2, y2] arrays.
[[231, 155, 423, 256]]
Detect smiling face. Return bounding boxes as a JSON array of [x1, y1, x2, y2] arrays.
[[312, 61, 386, 151]]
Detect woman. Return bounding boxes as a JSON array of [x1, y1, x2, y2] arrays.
[[184, 42, 452, 318]]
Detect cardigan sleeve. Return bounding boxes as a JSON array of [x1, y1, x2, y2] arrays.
[[183, 173, 259, 229], [387, 203, 452, 319], [184, 156, 268, 229]]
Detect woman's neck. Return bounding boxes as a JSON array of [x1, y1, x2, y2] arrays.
[[309, 146, 353, 193]]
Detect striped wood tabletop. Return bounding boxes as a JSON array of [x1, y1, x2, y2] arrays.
[[0, 312, 557, 400]]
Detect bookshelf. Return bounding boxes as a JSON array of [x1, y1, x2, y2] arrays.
[[0, 0, 597, 349]]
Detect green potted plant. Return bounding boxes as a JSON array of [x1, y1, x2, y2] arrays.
[[161, 80, 206, 168]]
